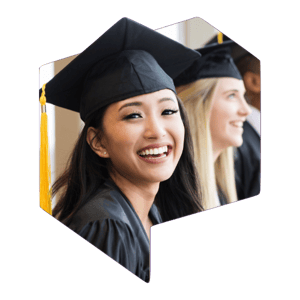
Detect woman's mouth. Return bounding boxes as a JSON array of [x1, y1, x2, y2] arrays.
[[137, 146, 171, 162], [230, 121, 244, 133], [230, 121, 244, 128]]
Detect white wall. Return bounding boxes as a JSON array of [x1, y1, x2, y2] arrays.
[[156, 17, 218, 48]]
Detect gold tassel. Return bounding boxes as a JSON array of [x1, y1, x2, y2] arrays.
[[217, 32, 223, 44], [39, 84, 52, 215]]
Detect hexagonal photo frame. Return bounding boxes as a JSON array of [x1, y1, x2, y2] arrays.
[[39, 17, 260, 282]]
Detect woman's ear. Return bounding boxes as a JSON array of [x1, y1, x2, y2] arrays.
[[243, 71, 261, 94], [86, 127, 109, 158]]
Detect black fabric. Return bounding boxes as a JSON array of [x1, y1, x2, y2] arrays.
[[205, 34, 258, 64], [80, 50, 175, 121], [174, 41, 242, 87], [39, 17, 201, 121], [66, 179, 162, 282], [234, 121, 261, 200], [217, 187, 228, 206]]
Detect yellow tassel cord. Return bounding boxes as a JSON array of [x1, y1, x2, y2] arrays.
[[217, 32, 223, 44], [39, 84, 52, 215]]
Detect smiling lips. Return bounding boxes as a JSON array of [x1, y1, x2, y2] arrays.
[[230, 121, 244, 128], [137, 145, 171, 163]]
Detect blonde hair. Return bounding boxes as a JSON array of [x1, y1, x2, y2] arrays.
[[177, 78, 238, 210]]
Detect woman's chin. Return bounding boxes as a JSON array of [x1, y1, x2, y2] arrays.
[[141, 169, 174, 184], [231, 137, 244, 148]]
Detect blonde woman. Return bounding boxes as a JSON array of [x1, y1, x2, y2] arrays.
[[174, 41, 252, 210]]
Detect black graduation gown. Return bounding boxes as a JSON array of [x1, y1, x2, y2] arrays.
[[218, 187, 228, 206], [234, 120, 261, 200], [67, 179, 162, 282]]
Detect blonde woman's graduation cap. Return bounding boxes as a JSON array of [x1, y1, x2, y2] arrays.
[[206, 33, 259, 64], [174, 40, 243, 87]]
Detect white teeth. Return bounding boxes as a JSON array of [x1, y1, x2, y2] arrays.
[[231, 121, 243, 127], [138, 146, 169, 156]]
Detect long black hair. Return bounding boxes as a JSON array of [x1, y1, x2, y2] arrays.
[[155, 97, 203, 221], [52, 95, 203, 224]]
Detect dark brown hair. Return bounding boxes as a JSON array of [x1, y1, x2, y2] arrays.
[[236, 54, 260, 76]]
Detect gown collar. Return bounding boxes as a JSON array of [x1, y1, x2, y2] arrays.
[[104, 178, 162, 242]]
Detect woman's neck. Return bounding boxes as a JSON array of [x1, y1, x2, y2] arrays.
[[213, 148, 222, 163], [109, 171, 159, 225]]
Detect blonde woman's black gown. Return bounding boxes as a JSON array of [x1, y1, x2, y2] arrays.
[[234, 120, 261, 200]]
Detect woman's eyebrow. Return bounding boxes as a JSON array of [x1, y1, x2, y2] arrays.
[[158, 97, 176, 103], [119, 97, 176, 111], [222, 89, 239, 94], [119, 101, 142, 111]]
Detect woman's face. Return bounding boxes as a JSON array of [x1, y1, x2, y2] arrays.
[[209, 77, 251, 152], [99, 89, 185, 185]]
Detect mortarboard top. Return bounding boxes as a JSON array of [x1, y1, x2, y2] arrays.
[[205, 34, 258, 64], [173, 40, 242, 87], [39, 17, 202, 122]]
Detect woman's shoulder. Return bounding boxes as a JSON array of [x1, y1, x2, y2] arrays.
[[75, 217, 150, 281], [68, 180, 131, 232], [65, 180, 151, 282]]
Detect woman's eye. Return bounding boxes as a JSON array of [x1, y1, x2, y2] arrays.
[[124, 113, 142, 120], [228, 93, 237, 100], [162, 109, 179, 115]]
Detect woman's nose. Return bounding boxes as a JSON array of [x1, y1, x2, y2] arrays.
[[239, 97, 252, 116], [143, 116, 166, 139]]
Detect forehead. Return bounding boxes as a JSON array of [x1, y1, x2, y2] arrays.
[[109, 89, 177, 111], [216, 77, 245, 92]]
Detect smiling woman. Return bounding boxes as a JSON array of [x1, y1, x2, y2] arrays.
[[85, 89, 185, 240], [209, 77, 251, 160], [39, 18, 203, 282], [174, 41, 251, 210], [102, 92, 182, 173]]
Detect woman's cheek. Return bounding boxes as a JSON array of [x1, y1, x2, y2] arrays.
[[174, 120, 185, 153]]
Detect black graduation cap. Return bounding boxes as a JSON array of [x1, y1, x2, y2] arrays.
[[39, 17, 202, 122], [205, 34, 257, 64], [173, 40, 242, 87]]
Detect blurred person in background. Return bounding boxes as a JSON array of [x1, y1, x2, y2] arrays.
[[206, 34, 261, 200], [174, 41, 252, 210]]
